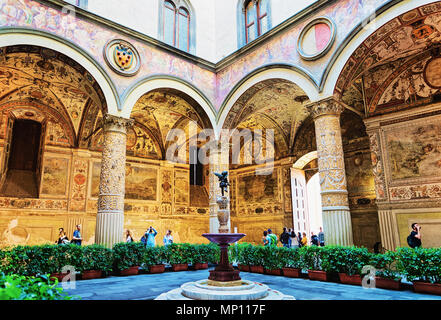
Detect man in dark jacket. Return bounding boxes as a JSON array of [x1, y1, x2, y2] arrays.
[[280, 227, 290, 248]]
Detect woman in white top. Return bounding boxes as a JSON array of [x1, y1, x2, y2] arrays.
[[126, 229, 134, 243], [290, 229, 299, 248], [163, 229, 173, 246]]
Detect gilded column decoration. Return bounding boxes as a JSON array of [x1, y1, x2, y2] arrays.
[[307, 97, 353, 246], [95, 114, 134, 248]]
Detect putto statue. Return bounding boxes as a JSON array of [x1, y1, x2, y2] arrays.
[[214, 171, 230, 197]]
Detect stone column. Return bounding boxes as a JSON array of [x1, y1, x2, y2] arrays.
[[208, 144, 230, 233], [307, 97, 353, 246], [95, 114, 134, 248]]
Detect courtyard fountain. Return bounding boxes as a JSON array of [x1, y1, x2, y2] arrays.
[[156, 172, 294, 300]]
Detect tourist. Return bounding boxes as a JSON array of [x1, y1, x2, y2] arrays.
[[288, 228, 294, 248], [263, 230, 271, 246], [126, 230, 134, 243], [311, 232, 319, 246], [163, 230, 173, 246], [71, 224, 83, 246], [297, 232, 303, 247], [407, 223, 422, 248], [290, 230, 299, 248], [267, 229, 277, 247], [318, 227, 325, 247], [280, 227, 290, 248], [146, 226, 158, 247], [56, 228, 69, 245], [301, 232, 308, 247]]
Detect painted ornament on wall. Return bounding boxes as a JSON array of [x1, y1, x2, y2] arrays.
[[297, 17, 336, 61], [104, 39, 141, 76]]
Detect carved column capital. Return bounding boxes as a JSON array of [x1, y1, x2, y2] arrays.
[[306, 97, 345, 119], [102, 114, 134, 134]]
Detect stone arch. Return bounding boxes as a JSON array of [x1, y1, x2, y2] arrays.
[[217, 65, 320, 133], [0, 28, 120, 115], [321, 0, 436, 96], [121, 75, 217, 133], [293, 151, 318, 170]]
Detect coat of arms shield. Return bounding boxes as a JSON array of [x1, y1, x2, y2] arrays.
[[113, 44, 134, 70]]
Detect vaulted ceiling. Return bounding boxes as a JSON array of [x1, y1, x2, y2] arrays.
[[336, 4, 441, 117], [0, 45, 106, 147]]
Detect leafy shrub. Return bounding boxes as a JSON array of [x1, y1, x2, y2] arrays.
[[279, 247, 302, 269], [112, 242, 145, 271], [166, 243, 193, 265], [325, 246, 372, 276], [192, 244, 219, 264], [396, 247, 441, 284], [142, 246, 167, 266], [262, 246, 284, 270], [79, 245, 113, 272], [300, 246, 331, 272], [370, 250, 401, 280], [0, 273, 75, 300]]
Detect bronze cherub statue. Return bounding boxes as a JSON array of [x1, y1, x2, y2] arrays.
[[214, 171, 230, 197]]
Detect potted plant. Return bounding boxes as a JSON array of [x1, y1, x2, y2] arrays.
[[303, 246, 332, 281], [112, 242, 145, 276], [370, 251, 402, 290], [192, 244, 215, 270], [248, 245, 265, 274], [279, 247, 302, 278], [234, 243, 252, 272], [326, 246, 372, 285], [79, 245, 113, 279], [167, 243, 192, 271], [143, 246, 167, 274], [263, 246, 283, 276], [397, 247, 441, 295]]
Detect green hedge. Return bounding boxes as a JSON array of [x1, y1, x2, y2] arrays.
[[396, 247, 441, 284], [0, 273, 75, 300]]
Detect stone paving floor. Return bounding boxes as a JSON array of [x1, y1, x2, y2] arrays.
[[60, 269, 441, 300]]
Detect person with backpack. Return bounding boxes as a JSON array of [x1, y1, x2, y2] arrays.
[[268, 229, 278, 247], [311, 232, 319, 246], [407, 223, 422, 248]]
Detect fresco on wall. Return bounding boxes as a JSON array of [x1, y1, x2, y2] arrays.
[[125, 165, 157, 201], [41, 158, 69, 196], [90, 161, 101, 198], [386, 119, 441, 180], [345, 152, 375, 196], [237, 171, 278, 204], [174, 170, 189, 204], [0, 0, 216, 103]]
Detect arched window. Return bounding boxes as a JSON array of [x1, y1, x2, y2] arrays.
[[239, 0, 272, 46], [161, 0, 193, 53]]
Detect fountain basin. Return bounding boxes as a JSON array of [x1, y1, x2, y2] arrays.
[[202, 233, 246, 244]]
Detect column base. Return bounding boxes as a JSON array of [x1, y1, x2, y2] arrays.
[[323, 210, 353, 246], [95, 211, 124, 249]]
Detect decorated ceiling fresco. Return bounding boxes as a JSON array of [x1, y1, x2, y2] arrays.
[[224, 79, 310, 159], [89, 90, 212, 160], [336, 3, 441, 117], [0, 45, 105, 146], [0, 0, 395, 112]]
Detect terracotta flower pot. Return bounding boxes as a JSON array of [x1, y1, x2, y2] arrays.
[[265, 269, 282, 276], [194, 263, 208, 270], [119, 266, 139, 276], [282, 268, 302, 278], [238, 264, 250, 272], [374, 277, 402, 290], [171, 263, 188, 272], [148, 264, 165, 274], [82, 270, 103, 280], [338, 273, 362, 285], [49, 272, 71, 282], [308, 270, 331, 281], [413, 281, 441, 295], [250, 265, 264, 274]]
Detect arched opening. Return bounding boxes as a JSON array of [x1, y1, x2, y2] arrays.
[[0, 44, 108, 246], [223, 77, 313, 243]]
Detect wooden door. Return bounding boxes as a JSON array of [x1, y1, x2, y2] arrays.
[[9, 120, 41, 171], [291, 168, 309, 235]]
